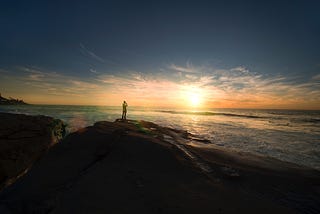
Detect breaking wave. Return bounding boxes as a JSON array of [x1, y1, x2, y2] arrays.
[[157, 110, 265, 119]]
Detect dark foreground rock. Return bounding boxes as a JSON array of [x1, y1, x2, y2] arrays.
[[0, 119, 319, 214], [0, 113, 65, 190]]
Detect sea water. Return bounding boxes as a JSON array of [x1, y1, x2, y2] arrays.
[[1, 105, 319, 170]]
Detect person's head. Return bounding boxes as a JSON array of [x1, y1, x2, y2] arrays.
[[124, 100, 126, 103]]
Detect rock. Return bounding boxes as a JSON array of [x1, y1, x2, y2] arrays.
[[0, 94, 28, 105], [220, 166, 240, 178], [0, 113, 65, 190], [0, 119, 309, 214]]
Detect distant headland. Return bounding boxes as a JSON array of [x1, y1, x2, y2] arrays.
[[0, 93, 28, 105]]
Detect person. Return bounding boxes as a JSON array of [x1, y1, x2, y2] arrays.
[[122, 101, 128, 120]]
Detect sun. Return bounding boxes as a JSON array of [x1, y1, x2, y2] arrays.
[[189, 93, 201, 107], [180, 85, 205, 108]]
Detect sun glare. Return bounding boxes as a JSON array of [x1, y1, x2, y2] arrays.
[[180, 85, 206, 108], [189, 93, 201, 107]]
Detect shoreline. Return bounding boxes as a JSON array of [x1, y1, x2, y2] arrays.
[[0, 115, 319, 213], [0, 106, 319, 171]]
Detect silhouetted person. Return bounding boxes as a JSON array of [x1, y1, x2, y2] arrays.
[[122, 101, 128, 120]]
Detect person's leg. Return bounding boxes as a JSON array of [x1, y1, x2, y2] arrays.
[[124, 111, 127, 120]]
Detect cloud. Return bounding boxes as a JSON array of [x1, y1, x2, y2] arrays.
[[92, 64, 320, 108], [312, 74, 320, 81], [80, 43, 106, 63], [0, 69, 9, 73], [169, 63, 201, 73], [29, 73, 45, 81], [230, 66, 249, 73], [17, 66, 61, 82], [177, 65, 319, 108], [185, 74, 198, 80], [2, 64, 320, 109], [69, 80, 99, 89], [16, 66, 103, 98], [90, 68, 98, 74], [79, 43, 118, 66], [97, 73, 181, 105]]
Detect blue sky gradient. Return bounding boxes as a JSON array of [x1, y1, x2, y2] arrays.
[[0, 0, 319, 108]]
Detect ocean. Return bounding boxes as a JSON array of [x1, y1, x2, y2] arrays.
[[1, 105, 319, 170]]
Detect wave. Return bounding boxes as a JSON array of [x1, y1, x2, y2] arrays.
[[157, 110, 320, 125], [157, 110, 265, 119], [297, 118, 320, 123]]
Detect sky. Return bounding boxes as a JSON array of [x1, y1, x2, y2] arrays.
[[0, 0, 319, 109]]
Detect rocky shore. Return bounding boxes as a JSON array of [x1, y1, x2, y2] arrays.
[[0, 113, 65, 190], [0, 94, 28, 105], [0, 116, 319, 213]]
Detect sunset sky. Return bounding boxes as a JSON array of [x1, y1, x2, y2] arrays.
[[0, 0, 319, 109]]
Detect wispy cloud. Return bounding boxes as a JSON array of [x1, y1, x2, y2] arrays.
[[80, 43, 106, 63], [9, 66, 105, 103], [169, 63, 201, 73], [230, 66, 249, 73], [90, 68, 98, 74], [94, 64, 320, 108], [0, 68, 9, 73], [312, 74, 320, 81], [185, 74, 198, 80], [1, 64, 319, 109], [29, 73, 45, 81], [79, 43, 119, 66]]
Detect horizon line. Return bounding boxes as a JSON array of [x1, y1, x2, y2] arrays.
[[10, 103, 320, 111]]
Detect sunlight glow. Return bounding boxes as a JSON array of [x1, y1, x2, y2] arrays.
[[181, 85, 205, 108], [3, 64, 319, 109], [189, 93, 201, 107]]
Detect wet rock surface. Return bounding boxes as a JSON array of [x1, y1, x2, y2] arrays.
[[0, 113, 65, 190]]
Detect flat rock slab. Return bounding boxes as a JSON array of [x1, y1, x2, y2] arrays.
[[0, 120, 303, 214]]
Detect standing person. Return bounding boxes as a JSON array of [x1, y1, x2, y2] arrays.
[[122, 101, 128, 120]]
